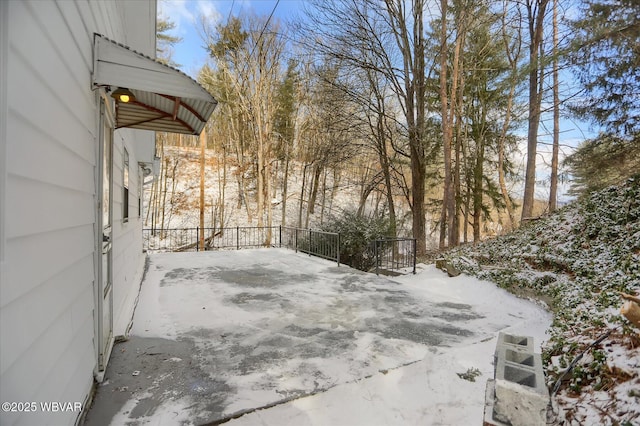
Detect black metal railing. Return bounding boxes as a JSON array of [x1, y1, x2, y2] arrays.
[[281, 227, 340, 264], [373, 238, 416, 275], [143, 226, 279, 252], [143, 227, 415, 274], [143, 226, 341, 265], [143, 228, 201, 252], [207, 226, 281, 250]]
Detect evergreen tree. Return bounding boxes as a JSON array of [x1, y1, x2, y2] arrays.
[[564, 133, 640, 196], [157, 16, 182, 67], [569, 0, 640, 138]]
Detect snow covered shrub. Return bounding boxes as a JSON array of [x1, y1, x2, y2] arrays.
[[322, 211, 390, 271]]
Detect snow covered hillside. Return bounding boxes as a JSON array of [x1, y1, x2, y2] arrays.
[[444, 176, 640, 425], [143, 146, 411, 232]]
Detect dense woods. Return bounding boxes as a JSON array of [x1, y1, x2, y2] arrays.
[[146, 0, 639, 255]]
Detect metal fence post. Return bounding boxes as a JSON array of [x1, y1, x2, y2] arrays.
[[196, 227, 199, 252], [295, 228, 298, 253], [308, 228, 312, 257], [375, 240, 379, 275], [337, 233, 340, 266], [412, 238, 417, 274]]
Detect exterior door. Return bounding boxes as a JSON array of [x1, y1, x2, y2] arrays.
[[98, 99, 114, 371]]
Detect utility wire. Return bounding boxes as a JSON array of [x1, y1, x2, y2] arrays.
[[246, 0, 281, 63], [226, 0, 235, 24]]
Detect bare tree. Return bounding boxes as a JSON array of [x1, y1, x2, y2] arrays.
[[497, 0, 523, 230], [203, 15, 287, 241], [301, 0, 431, 254], [549, 0, 559, 212], [521, 0, 550, 220], [439, 0, 456, 248], [385, 0, 429, 254]]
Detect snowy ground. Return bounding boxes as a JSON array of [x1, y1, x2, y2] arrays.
[[84, 249, 551, 426]]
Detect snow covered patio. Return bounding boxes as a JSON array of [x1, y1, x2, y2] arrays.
[[83, 248, 551, 425]]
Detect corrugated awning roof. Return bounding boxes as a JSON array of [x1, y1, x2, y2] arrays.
[[92, 34, 217, 135]]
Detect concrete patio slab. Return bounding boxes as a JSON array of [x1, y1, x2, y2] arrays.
[[82, 249, 550, 425]]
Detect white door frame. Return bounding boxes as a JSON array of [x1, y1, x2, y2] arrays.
[[95, 93, 115, 377]]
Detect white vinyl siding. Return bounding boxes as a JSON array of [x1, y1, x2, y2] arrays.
[[2, 6, 97, 422], [111, 130, 149, 337], [0, 1, 155, 425], [0, 0, 8, 266]]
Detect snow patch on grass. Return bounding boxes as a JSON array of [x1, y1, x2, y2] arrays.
[[444, 175, 640, 425]]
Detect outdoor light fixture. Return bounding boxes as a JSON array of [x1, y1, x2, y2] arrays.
[[111, 87, 135, 103]]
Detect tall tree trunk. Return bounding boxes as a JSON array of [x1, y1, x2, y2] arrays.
[[329, 168, 339, 218], [473, 137, 485, 242], [256, 129, 265, 227], [521, 0, 549, 221], [450, 17, 465, 247], [161, 156, 169, 235], [371, 101, 397, 236], [233, 130, 246, 210], [549, 0, 559, 212], [145, 175, 155, 228], [320, 168, 328, 224], [413, 0, 427, 255], [281, 152, 290, 227], [298, 163, 308, 228], [199, 128, 206, 251], [381, 152, 397, 237], [462, 131, 471, 243], [448, 30, 464, 247], [498, 1, 521, 230], [308, 164, 322, 215], [385, 0, 427, 255], [265, 159, 272, 244], [440, 0, 455, 248], [219, 141, 227, 232]]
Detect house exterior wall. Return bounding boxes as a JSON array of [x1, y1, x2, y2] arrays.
[[0, 1, 156, 425], [111, 128, 150, 337]]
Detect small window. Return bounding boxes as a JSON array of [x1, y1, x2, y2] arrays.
[[123, 148, 129, 222]]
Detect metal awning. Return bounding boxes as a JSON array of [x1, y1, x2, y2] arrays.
[[92, 34, 217, 135]]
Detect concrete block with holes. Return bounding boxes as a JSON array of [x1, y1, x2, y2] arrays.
[[485, 333, 549, 426]]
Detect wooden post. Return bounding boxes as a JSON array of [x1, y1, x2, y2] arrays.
[[199, 128, 206, 251]]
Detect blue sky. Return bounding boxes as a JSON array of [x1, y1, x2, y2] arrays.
[[158, 0, 598, 201], [158, 0, 303, 77]]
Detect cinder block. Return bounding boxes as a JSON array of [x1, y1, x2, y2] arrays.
[[483, 379, 510, 426], [494, 332, 535, 369], [492, 333, 549, 426], [494, 346, 544, 379], [494, 378, 549, 426], [495, 351, 546, 395], [503, 347, 536, 366], [496, 332, 534, 353]]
